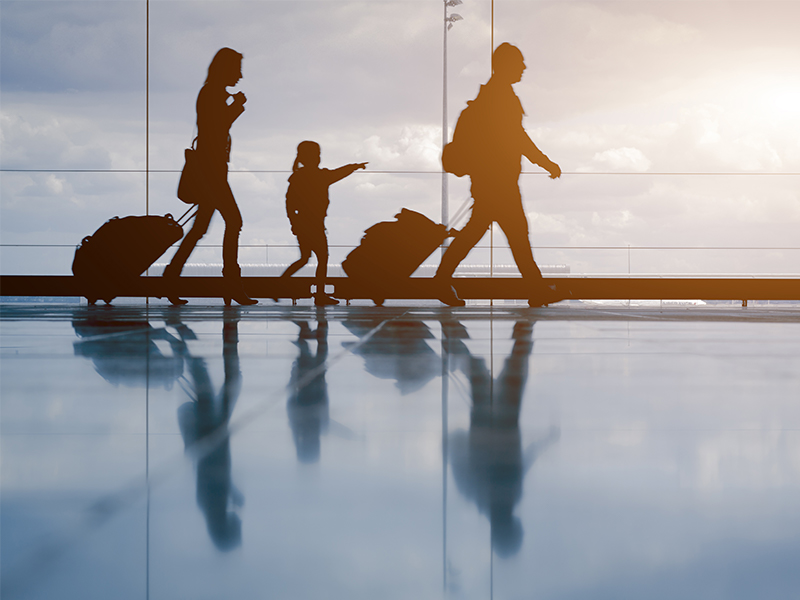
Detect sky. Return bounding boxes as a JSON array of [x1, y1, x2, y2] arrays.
[[1, 0, 799, 276]]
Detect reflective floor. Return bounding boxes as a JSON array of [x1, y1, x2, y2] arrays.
[[2, 303, 800, 600]]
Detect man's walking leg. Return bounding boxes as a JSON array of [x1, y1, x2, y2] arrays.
[[434, 212, 491, 306], [498, 213, 561, 307]]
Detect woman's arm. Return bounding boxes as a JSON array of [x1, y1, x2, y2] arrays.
[[224, 92, 246, 128]]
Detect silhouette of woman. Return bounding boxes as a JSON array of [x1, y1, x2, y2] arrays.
[[280, 141, 366, 306], [175, 312, 244, 551], [164, 47, 257, 306]]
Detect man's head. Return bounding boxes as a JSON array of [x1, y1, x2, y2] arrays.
[[492, 43, 525, 84]]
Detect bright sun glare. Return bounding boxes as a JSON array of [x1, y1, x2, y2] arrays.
[[761, 87, 800, 120]]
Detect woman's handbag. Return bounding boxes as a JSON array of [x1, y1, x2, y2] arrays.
[[177, 138, 205, 204]]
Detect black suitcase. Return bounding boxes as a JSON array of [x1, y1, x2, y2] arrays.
[[342, 208, 450, 304], [72, 207, 195, 304]]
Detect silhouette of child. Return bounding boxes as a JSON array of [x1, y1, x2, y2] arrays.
[[280, 141, 367, 306]]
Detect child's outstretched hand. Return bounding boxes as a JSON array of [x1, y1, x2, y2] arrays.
[[354, 162, 368, 170]]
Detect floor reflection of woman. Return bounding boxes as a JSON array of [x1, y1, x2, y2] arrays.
[[175, 311, 244, 551], [164, 47, 257, 306]]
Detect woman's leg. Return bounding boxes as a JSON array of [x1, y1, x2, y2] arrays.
[[214, 179, 243, 276], [165, 204, 214, 277], [211, 164, 255, 304]]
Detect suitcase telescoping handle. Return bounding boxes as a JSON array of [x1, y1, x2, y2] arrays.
[[176, 205, 198, 227]]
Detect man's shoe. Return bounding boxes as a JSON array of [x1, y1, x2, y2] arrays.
[[314, 293, 339, 306], [437, 283, 465, 307], [529, 284, 567, 308]]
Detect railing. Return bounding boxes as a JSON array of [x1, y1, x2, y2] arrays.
[[2, 242, 799, 277]]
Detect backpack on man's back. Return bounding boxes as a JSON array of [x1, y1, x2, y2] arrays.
[[441, 99, 485, 178]]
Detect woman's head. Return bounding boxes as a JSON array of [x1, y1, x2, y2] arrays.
[[206, 48, 244, 86], [293, 141, 321, 171]]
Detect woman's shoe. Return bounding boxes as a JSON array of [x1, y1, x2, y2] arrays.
[[162, 268, 188, 305], [224, 293, 257, 306], [222, 266, 258, 306]]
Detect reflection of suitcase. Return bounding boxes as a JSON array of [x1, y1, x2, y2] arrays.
[[342, 209, 450, 304], [72, 207, 195, 304]]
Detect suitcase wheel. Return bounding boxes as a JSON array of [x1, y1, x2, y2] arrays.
[[87, 297, 97, 306], [373, 298, 385, 307]]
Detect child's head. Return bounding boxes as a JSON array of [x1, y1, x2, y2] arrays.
[[293, 141, 321, 171]]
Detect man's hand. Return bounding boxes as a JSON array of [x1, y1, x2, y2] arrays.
[[547, 161, 561, 179]]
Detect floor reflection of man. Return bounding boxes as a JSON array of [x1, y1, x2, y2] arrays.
[[446, 320, 559, 558], [175, 310, 244, 551], [287, 316, 329, 463]]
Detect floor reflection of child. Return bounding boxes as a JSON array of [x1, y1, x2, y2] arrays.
[[280, 141, 367, 306]]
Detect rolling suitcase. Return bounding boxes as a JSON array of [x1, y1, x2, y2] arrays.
[[72, 206, 196, 304], [342, 208, 451, 304]]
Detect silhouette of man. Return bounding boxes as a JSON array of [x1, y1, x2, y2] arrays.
[[437, 43, 562, 307], [446, 320, 559, 557]]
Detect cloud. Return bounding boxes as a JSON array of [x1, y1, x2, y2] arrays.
[[0, 1, 146, 93], [1, 111, 114, 170], [585, 147, 652, 173]]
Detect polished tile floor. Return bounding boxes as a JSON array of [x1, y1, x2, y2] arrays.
[[2, 303, 799, 600]]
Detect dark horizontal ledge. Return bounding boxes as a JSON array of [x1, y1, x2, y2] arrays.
[[2, 276, 799, 302], [3, 169, 800, 176]]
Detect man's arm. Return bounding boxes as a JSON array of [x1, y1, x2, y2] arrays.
[[521, 132, 561, 179]]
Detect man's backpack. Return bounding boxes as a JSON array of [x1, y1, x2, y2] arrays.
[[441, 99, 483, 178]]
